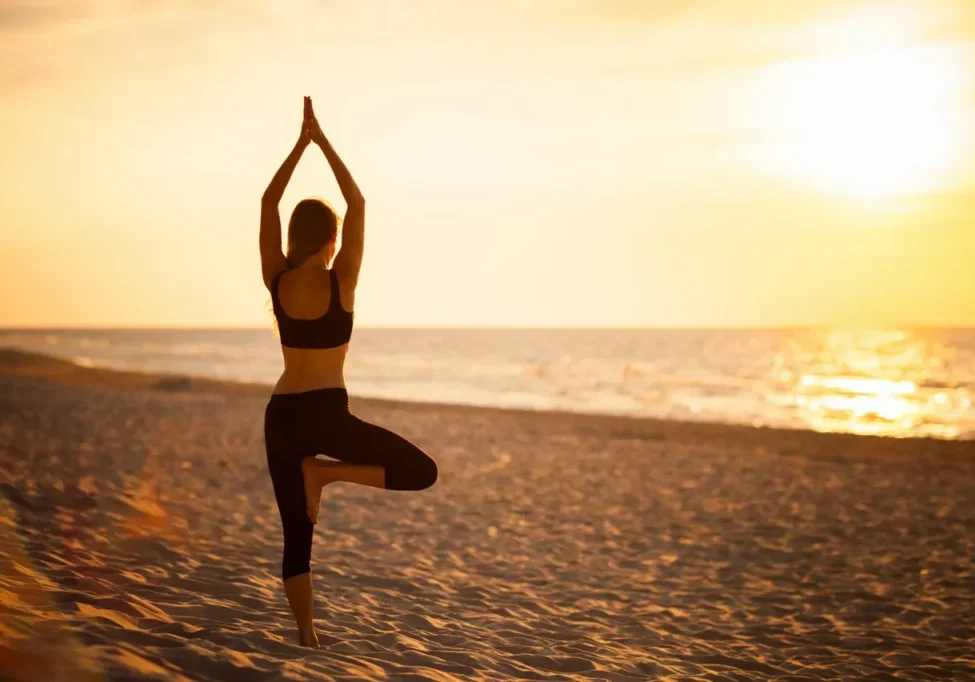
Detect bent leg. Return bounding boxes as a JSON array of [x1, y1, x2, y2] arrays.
[[265, 405, 319, 646], [309, 414, 438, 491]]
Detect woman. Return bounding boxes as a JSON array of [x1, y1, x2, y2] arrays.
[[261, 97, 438, 648]]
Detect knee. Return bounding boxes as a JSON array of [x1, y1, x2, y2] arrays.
[[389, 454, 438, 491], [281, 520, 313, 581], [414, 455, 438, 491]]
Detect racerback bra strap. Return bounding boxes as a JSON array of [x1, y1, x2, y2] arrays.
[[273, 267, 353, 349]]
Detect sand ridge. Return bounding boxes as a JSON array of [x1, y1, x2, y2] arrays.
[[0, 350, 973, 680]]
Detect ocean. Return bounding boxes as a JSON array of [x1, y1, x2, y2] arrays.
[[2, 327, 973, 440]]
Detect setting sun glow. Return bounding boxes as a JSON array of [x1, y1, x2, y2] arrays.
[[0, 0, 973, 328], [752, 5, 972, 205]]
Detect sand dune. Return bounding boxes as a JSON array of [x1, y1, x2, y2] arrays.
[[0, 349, 973, 680]]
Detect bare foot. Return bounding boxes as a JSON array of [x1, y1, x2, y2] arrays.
[[300, 457, 342, 524], [298, 630, 320, 648], [297, 631, 338, 648]]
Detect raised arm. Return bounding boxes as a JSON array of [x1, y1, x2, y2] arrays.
[[306, 102, 365, 287], [259, 104, 311, 289]]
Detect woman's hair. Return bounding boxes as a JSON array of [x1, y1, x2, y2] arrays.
[[286, 198, 339, 268]]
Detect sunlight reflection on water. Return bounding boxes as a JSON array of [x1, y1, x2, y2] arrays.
[[788, 330, 970, 439]]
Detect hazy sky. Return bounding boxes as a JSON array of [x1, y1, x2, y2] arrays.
[[2, 0, 974, 327]]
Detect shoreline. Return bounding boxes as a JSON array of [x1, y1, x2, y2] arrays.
[[3, 326, 972, 445], [1, 347, 971, 461]]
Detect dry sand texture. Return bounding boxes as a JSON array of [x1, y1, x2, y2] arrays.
[[0, 350, 973, 681]]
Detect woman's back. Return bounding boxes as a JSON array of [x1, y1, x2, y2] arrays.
[[272, 266, 355, 394], [276, 267, 356, 319]]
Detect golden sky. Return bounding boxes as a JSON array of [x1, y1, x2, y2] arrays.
[[1, 0, 974, 327]]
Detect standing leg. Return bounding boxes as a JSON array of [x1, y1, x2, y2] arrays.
[[265, 404, 320, 647], [283, 572, 318, 647]]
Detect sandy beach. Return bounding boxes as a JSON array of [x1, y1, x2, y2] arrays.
[[0, 348, 973, 681]]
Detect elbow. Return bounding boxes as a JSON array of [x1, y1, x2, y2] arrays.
[[349, 190, 365, 208]]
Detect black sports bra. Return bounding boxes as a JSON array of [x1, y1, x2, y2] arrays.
[[271, 268, 354, 349]]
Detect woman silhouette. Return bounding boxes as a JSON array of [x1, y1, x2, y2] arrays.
[[261, 97, 438, 647]]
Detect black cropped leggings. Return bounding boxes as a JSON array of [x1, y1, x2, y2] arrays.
[[264, 388, 438, 580]]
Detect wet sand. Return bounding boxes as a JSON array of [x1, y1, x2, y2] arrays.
[[0, 348, 973, 681]]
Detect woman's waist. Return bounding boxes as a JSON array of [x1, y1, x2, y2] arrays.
[[280, 344, 346, 371], [274, 357, 346, 395], [273, 370, 345, 392]]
